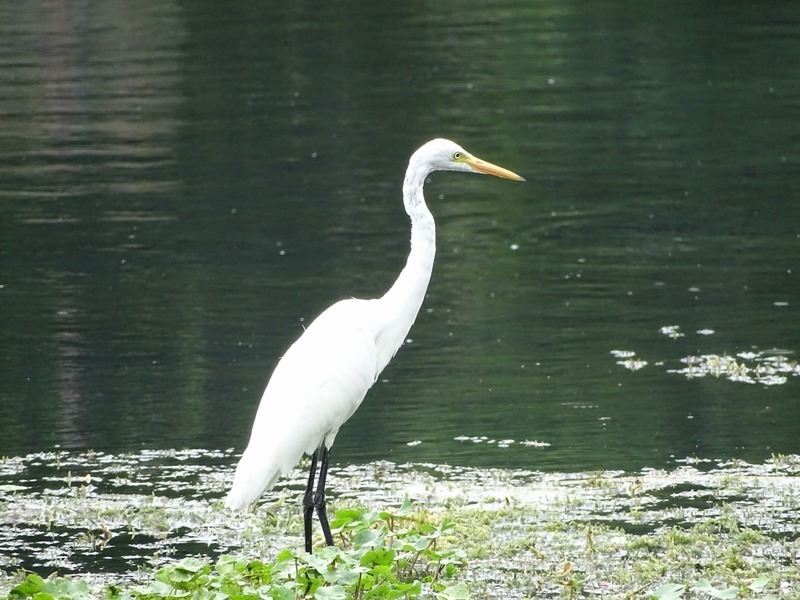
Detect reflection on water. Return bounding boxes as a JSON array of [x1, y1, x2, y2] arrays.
[[0, 3, 798, 475]]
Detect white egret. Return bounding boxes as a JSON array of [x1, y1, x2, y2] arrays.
[[225, 138, 524, 552]]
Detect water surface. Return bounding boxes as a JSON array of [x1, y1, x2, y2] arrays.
[[1, 2, 798, 473]]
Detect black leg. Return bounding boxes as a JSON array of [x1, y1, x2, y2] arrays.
[[302, 449, 319, 553], [314, 446, 335, 547]]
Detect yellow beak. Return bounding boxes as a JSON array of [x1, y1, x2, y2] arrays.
[[464, 155, 525, 182]]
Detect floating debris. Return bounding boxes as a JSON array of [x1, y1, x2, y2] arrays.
[[453, 436, 550, 448], [613, 350, 798, 385], [668, 352, 800, 385], [670, 351, 800, 385], [659, 325, 685, 339], [519, 439, 551, 448], [454, 435, 488, 444], [613, 329, 797, 386], [610, 350, 648, 371]]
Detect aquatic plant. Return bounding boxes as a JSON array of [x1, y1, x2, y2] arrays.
[[2, 451, 799, 599], [4, 501, 467, 600], [611, 343, 800, 385]]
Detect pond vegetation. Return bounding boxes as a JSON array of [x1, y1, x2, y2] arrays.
[[1, 450, 799, 598]]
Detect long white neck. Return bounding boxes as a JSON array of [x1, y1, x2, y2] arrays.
[[373, 164, 436, 373]]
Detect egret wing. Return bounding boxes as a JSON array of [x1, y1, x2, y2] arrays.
[[225, 298, 381, 508]]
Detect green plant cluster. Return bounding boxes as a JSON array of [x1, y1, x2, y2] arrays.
[[4, 502, 468, 600], [650, 576, 775, 600]]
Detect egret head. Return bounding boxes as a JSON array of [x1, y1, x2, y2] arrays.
[[410, 138, 525, 181]]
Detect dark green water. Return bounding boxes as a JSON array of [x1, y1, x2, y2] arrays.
[[1, 2, 799, 473]]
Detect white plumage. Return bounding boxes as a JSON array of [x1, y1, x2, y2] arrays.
[[225, 139, 523, 549], [225, 299, 386, 509]]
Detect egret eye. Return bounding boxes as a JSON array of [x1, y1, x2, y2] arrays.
[[453, 151, 462, 160]]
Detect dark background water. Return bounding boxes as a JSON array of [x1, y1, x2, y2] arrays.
[[1, 1, 798, 473]]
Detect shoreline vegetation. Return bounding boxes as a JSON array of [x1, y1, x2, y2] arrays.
[[1, 450, 798, 599]]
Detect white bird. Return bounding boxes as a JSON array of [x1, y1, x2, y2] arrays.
[[225, 138, 524, 552]]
